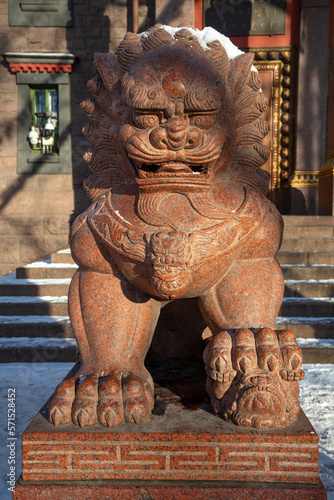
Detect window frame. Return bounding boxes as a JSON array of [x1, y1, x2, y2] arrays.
[[17, 72, 72, 174]]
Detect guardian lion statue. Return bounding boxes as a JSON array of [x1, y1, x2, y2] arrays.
[[49, 25, 304, 430]]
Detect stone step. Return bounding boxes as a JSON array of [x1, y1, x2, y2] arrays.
[[276, 317, 334, 339], [2, 296, 333, 319], [15, 262, 334, 281], [277, 251, 334, 265], [0, 296, 69, 316], [282, 216, 334, 226], [0, 277, 71, 296], [281, 265, 334, 279], [284, 279, 334, 298], [0, 316, 73, 338], [51, 249, 75, 265], [279, 298, 334, 317], [280, 238, 334, 252], [16, 262, 77, 279], [0, 315, 333, 340], [291, 338, 334, 364], [0, 337, 77, 363], [0, 337, 332, 363], [283, 226, 334, 238]]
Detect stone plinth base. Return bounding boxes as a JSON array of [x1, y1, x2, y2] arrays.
[[13, 477, 327, 500], [13, 367, 327, 498]]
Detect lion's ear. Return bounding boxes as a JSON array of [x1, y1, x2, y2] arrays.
[[228, 53, 254, 99], [93, 53, 121, 93]]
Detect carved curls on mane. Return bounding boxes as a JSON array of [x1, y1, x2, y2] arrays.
[[81, 25, 270, 202]]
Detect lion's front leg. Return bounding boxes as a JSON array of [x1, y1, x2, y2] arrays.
[[200, 257, 304, 428], [49, 267, 161, 428]]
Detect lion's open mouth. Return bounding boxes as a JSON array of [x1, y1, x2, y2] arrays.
[[133, 161, 210, 179]]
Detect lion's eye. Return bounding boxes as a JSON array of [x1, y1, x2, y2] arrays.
[[132, 113, 159, 129], [189, 115, 216, 130]]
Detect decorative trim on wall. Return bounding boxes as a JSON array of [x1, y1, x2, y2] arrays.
[[253, 59, 282, 191], [289, 171, 319, 187], [319, 158, 334, 179], [247, 49, 294, 192], [9, 63, 73, 74], [3, 53, 76, 74]]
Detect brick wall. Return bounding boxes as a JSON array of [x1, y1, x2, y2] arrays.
[[0, 0, 155, 275]]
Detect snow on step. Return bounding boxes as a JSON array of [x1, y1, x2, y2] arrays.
[[276, 316, 334, 325], [0, 278, 71, 285], [0, 336, 332, 351], [282, 297, 334, 302], [285, 279, 334, 284], [297, 338, 334, 349], [0, 315, 70, 324], [0, 296, 68, 304], [0, 337, 76, 348], [21, 261, 77, 269], [282, 264, 334, 268]]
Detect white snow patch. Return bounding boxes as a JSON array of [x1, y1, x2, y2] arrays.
[[22, 258, 51, 266], [0, 337, 76, 348], [0, 363, 333, 500], [282, 264, 334, 268], [285, 279, 334, 284], [0, 315, 70, 324], [282, 297, 334, 303], [297, 338, 334, 349], [57, 249, 71, 254], [0, 278, 71, 285], [22, 261, 77, 269], [276, 317, 334, 325], [161, 25, 243, 56], [0, 272, 16, 284], [5, 52, 75, 57], [156, 25, 257, 72], [0, 296, 68, 304]]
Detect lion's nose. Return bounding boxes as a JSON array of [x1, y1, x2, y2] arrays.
[[149, 117, 202, 151]]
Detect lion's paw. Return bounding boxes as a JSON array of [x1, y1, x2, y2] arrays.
[[203, 328, 304, 428], [48, 369, 154, 428]]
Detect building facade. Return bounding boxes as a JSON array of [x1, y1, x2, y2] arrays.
[[0, 0, 333, 275]]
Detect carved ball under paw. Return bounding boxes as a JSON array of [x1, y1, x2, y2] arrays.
[[48, 369, 154, 428], [203, 328, 304, 428]]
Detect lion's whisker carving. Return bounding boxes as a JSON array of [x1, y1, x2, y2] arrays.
[[48, 25, 304, 430]]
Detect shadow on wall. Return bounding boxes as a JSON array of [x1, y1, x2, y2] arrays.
[[0, 52, 73, 266], [155, 0, 188, 26], [67, 0, 157, 226], [0, 0, 186, 275]]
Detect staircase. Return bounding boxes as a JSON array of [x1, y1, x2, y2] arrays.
[[0, 217, 333, 363]]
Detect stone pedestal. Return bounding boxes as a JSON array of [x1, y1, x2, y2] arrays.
[[13, 369, 327, 499]]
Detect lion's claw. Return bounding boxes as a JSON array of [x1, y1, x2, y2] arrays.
[[48, 369, 153, 428], [49, 406, 70, 426], [204, 328, 304, 428]]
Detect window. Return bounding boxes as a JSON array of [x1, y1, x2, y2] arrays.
[[29, 87, 59, 155], [3, 52, 75, 174], [16, 72, 72, 174]]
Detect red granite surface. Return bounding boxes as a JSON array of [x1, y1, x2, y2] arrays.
[[21, 385, 321, 485], [13, 478, 327, 500]]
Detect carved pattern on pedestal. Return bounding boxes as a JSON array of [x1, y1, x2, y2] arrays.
[[22, 438, 318, 483]]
